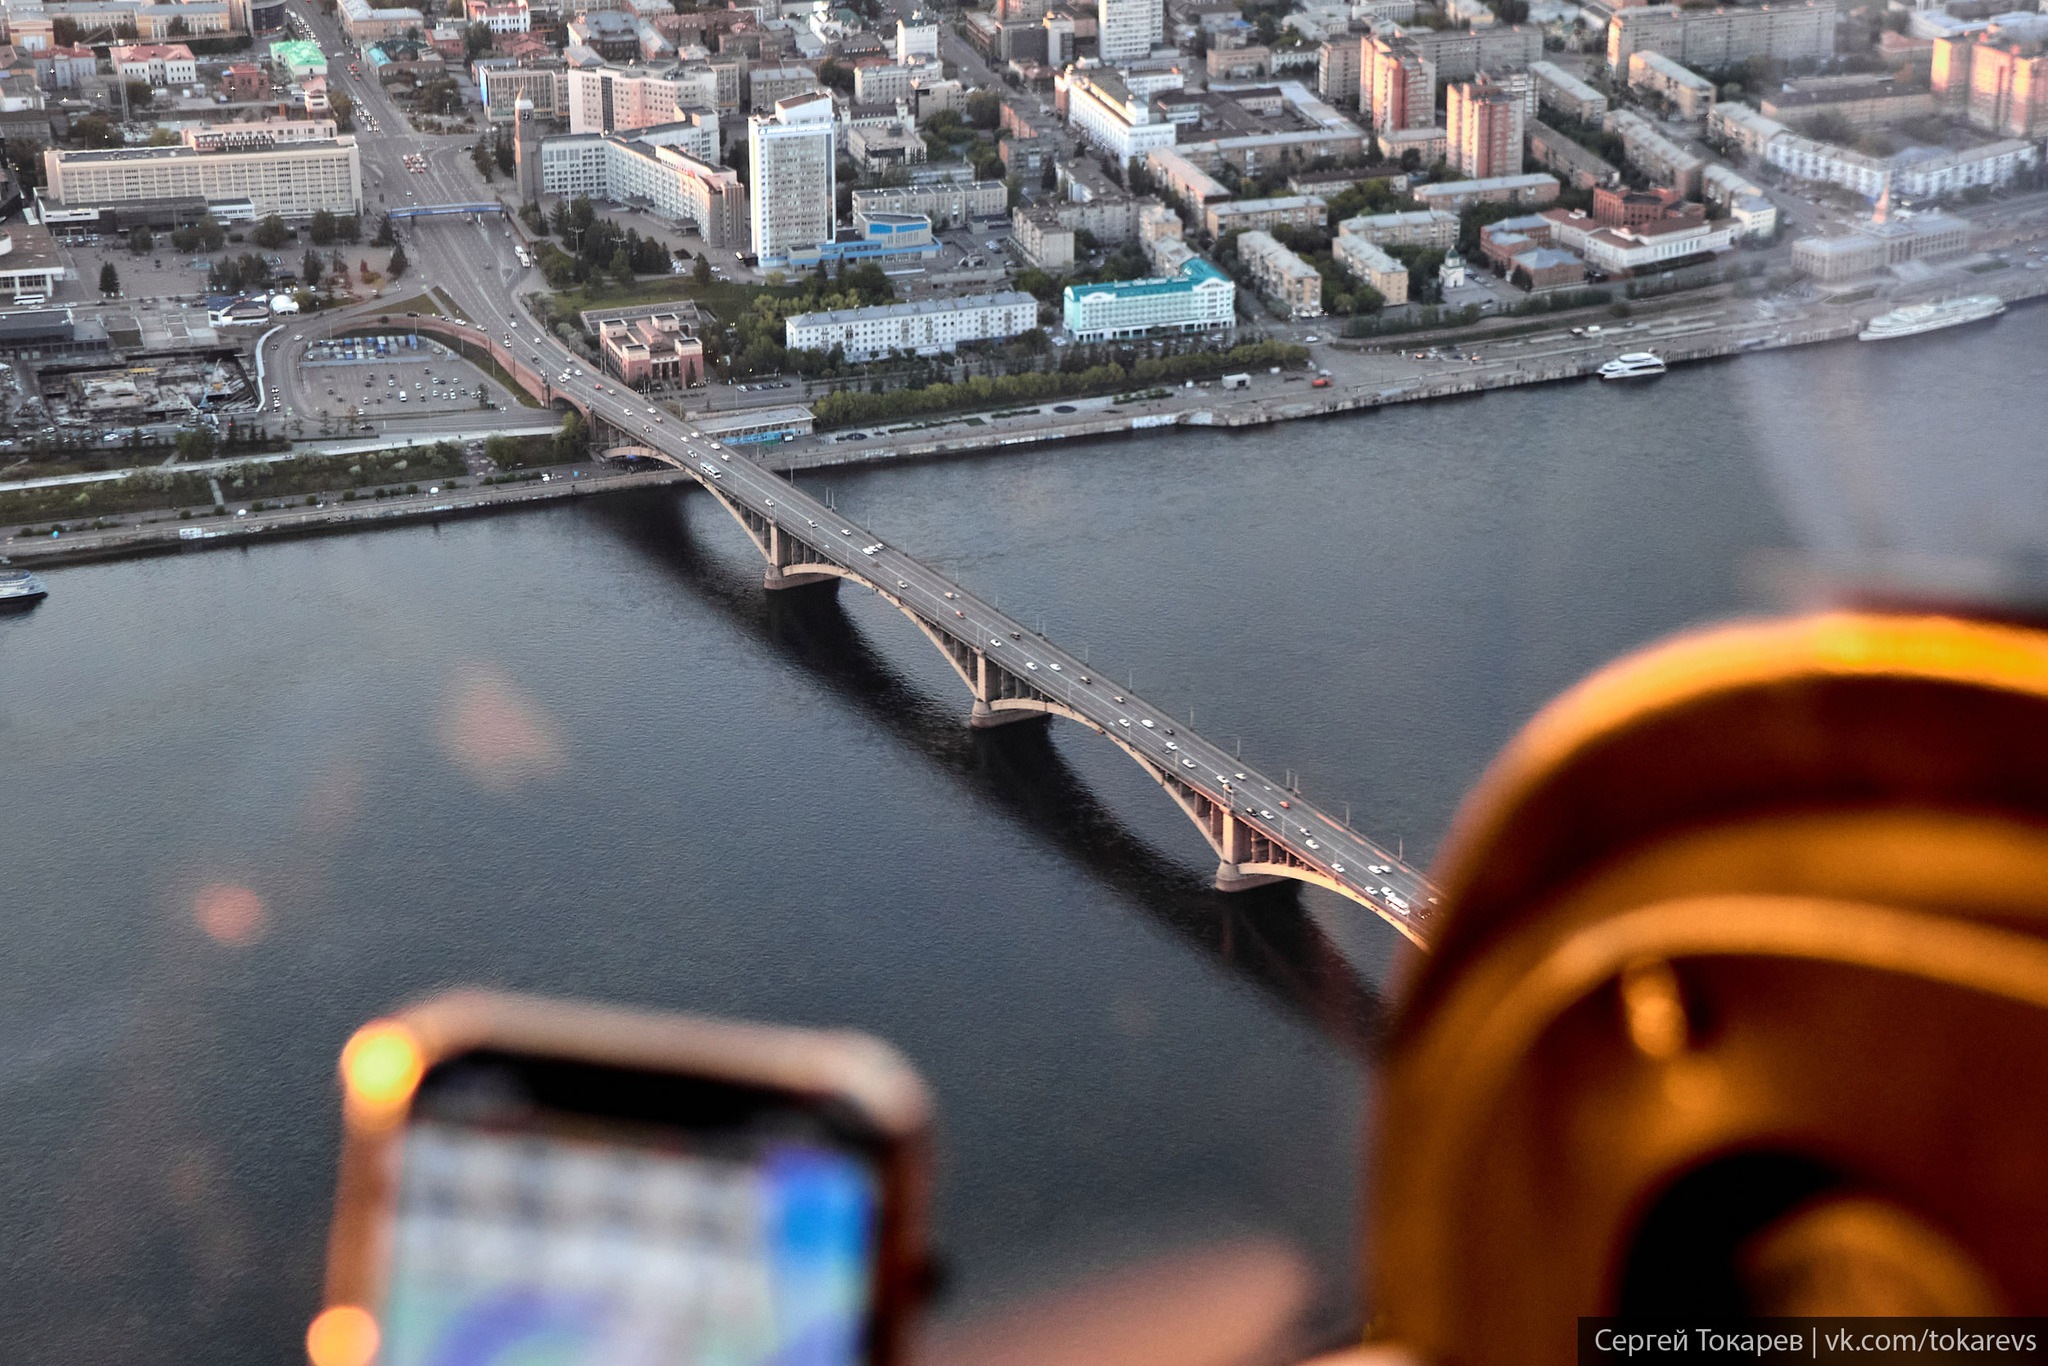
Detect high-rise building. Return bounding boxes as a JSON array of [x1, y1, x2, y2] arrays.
[[1097, 0, 1161, 64], [1318, 34, 1361, 108], [896, 10, 940, 62], [514, 94, 543, 204], [748, 90, 836, 264], [1364, 35, 1434, 132], [1447, 79, 1522, 178], [1940, 39, 2048, 138]]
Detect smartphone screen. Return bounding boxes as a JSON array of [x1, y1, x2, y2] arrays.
[[373, 1049, 883, 1366]]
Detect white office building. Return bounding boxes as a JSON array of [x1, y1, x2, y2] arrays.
[[786, 291, 1040, 360], [1063, 256, 1236, 341], [538, 125, 746, 245], [749, 90, 837, 265], [42, 130, 362, 217], [1059, 66, 1179, 161]]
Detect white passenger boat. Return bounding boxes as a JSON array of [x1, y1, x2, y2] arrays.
[[0, 566, 48, 610], [1858, 295, 2005, 342], [1599, 352, 1667, 381]]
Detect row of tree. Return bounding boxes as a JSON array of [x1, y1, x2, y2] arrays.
[[809, 341, 1309, 428]]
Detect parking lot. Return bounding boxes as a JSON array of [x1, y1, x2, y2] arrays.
[[54, 234, 240, 306], [288, 343, 507, 423]]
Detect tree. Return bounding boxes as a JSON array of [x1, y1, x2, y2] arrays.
[[72, 114, 122, 148], [610, 244, 634, 289], [471, 138, 495, 181], [484, 434, 517, 466], [124, 81, 155, 110], [52, 16, 78, 44], [553, 411, 586, 461], [147, 127, 180, 146], [309, 209, 337, 244], [167, 14, 189, 34], [965, 89, 1001, 128], [387, 240, 409, 278], [818, 59, 854, 93], [374, 213, 396, 247], [99, 263, 120, 296], [252, 214, 289, 248], [128, 226, 152, 254], [463, 20, 493, 58], [330, 90, 354, 132], [302, 250, 325, 289], [175, 427, 216, 462], [493, 128, 514, 175], [694, 254, 712, 285]]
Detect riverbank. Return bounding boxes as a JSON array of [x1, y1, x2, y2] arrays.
[[9, 270, 2044, 569]]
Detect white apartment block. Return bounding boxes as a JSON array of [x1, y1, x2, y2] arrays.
[[1707, 101, 1787, 157], [1628, 50, 1715, 118], [538, 127, 747, 245], [43, 133, 361, 216], [1060, 66, 1178, 160], [786, 291, 1039, 360], [568, 63, 720, 136], [749, 91, 836, 264], [1098, 0, 1162, 63]]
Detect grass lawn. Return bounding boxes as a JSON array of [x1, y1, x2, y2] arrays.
[[373, 292, 443, 316]]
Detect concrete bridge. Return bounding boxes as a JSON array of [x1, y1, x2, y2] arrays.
[[290, 311, 1438, 944], [591, 416, 1437, 945]]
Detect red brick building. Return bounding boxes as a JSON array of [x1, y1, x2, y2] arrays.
[[1592, 184, 1701, 228], [219, 63, 269, 101], [599, 314, 706, 389]]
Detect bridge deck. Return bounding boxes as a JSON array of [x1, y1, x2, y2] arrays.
[[619, 422, 1439, 945]]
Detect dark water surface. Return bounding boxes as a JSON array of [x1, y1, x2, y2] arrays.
[[7, 310, 2039, 1362]]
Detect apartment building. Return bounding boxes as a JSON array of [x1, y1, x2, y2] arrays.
[[749, 90, 836, 264], [1336, 206, 1456, 248], [1605, 107, 1704, 196], [1204, 194, 1326, 240], [1363, 33, 1433, 131], [1318, 33, 1360, 108], [1332, 229, 1408, 303], [1708, 101, 1788, 157], [1628, 50, 1715, 118], [1934, 36, 2048, 138], [1236, 229, 1322, 318], [1608, 1, 1837, 69], [1411, 170, 1558, 209], [1390, 22, 1541, 81], [1447, 78, 1522, 178], [1528, 59, 1605, 123], [785, 292, 1040, 361], [854, 58, 942, 105]]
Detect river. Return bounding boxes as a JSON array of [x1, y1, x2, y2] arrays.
[[7, 305, 2042, 1362]]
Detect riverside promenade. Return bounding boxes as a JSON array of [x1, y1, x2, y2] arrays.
[[9, 271, 2045, 568]]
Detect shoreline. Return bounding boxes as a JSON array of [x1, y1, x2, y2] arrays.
[[10, 276, 2044, 570]]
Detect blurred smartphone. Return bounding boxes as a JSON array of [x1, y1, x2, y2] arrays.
[[315, 991, 932, 1366]]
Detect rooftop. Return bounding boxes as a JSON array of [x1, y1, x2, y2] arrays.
[[1064, 255, 1230, 303], [788, 290, 1036, 328]]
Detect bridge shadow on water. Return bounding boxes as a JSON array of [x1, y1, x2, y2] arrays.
[[585, 486, 1386, 1061]]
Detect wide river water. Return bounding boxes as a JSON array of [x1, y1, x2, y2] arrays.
[[6, 305, 2043, 1362]]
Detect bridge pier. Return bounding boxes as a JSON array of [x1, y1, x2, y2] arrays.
[[763, 524, 839, 590], [1215, 862, 1289, 893], [969, 699, 1044, 729]]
